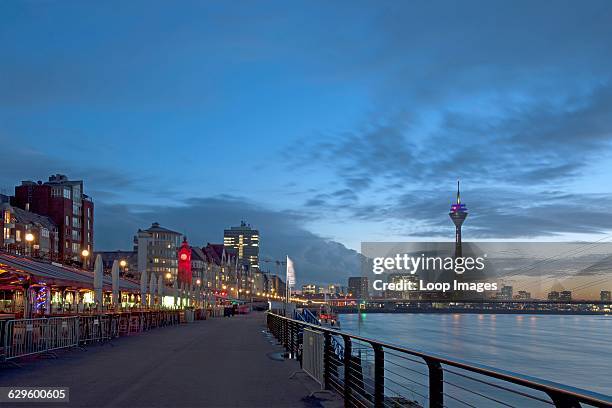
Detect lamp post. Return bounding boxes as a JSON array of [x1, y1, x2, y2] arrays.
[[25, 232, 34, 257], [119, 259, 127, 276], [81, 249, 90, 269]]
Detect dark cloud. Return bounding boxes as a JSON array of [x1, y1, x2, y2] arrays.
[[95, 196, 361, 286]]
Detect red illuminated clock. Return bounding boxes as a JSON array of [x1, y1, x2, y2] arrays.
[[177, 237, 192, 285]]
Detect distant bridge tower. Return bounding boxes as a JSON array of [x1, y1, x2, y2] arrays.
[[449, 180, 468, 258]]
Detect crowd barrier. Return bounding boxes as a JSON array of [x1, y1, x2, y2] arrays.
[[2, 317, 79, 360], [0, 309, 201, 362]]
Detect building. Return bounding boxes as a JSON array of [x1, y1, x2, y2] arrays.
[[348, 276, 369, 299], [386, 273, 418, 300], [13, 174, 94, 264], [499, 285, 513, 300], [449, 180, 468, 258], [94, 250, 137, 279], [516, 290, 531, 300], [302, 284, 317, 295], [601, 290, 611, 302], [1, 202, 59, 259], [191, 246, 207, 286], [547, 291, 560, 301], [559, 291, 572, 301], [268, 274, 286, 298], [135, 222, 182, 282], [223, 221, 259, 271]]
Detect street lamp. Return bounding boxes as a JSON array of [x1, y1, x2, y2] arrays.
[[81, 249, 90, 269], [119, 259, 127, 268], [25, 232, 34, 256]]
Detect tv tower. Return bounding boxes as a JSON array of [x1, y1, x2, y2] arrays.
[[449, 180, 468, 258]]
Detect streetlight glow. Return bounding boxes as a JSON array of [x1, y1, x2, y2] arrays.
[[25, 232, 35, 242], [119, 259, 127, 267], [81, 249, 90, 257]]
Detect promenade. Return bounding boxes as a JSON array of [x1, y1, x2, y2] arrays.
[[0, 312, 341, 408]]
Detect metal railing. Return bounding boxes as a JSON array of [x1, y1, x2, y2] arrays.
[[266, 312, 612, 408]]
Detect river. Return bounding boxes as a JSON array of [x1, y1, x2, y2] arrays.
[[338, 313, 611, 400]]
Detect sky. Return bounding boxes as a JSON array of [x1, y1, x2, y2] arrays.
[[1, 1, 612, 286]]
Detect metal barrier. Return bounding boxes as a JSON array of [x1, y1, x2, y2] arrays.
[[1, 310, 189, 363], [3, 317, 79, 360], [78, 315, 117, 344], [267, 312, 612, 408], [303, 328, 325, 389]]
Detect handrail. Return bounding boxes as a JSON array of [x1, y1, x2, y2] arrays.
[[267, 311, 612, 408]]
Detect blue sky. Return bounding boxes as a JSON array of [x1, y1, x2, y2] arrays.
[[2, 1, 612, 284]]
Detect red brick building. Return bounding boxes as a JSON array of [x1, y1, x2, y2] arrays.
[[13, 174, 94, 264]]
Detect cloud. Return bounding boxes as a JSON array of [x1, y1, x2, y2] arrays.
[[94, 195, 362, 286], [290, 79, 612, 239]]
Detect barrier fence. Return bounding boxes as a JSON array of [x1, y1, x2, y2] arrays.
[[1, 309, 207, 362], [267, 312, 612, 408]]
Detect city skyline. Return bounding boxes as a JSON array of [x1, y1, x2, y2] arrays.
[[2, 1, 612, 286]]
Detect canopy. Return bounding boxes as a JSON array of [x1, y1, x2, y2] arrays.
[[0, 252, 139, 291]]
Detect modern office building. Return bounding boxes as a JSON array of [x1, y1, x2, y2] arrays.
[[302, 284, 317, 295], [348, 276, 369, 299], [559, 291, 572, 301], [135, 222, 182, 282], [547, 291, 560, 300], [449, 180, 468, 258], [387, 273, 418, 300], [223, 221, 259, 271], [499, 285, 513, 300], [601, 290, 611, 302], [13, 174, 94, 264]]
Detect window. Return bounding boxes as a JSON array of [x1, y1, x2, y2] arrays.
[[72, 216, 80, 228], [3, 210, 10, 224], [66, 240, 70, 249], [3, 227, 9, 240], [16, 230, 21, 241], [72, 242, 80, 253], [73, 185, 81, 200], [42, 229, 49, 238], [63, 188, 71, 199], [65, 215, 69, 225]]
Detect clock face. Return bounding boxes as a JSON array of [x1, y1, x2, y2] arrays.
[[180, 253, 188, 261]]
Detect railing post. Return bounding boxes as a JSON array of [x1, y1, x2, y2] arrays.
[[425, 358, 443, 408], [288, 320, 294, 357], [373, 344, 384, 408], [323, 332, 332, 390], [283, 318, 289, 352], [342, 334, 352, 408]]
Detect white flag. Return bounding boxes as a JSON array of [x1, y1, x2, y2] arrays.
[[286, 256, 296, 287]]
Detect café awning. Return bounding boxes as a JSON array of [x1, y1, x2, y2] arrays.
[[0, 252, 140, 292]]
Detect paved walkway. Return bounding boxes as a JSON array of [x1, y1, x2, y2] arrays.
[[0, 312, 342, 408]]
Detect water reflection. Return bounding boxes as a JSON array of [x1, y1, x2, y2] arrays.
[[340, 313, 612, 395]]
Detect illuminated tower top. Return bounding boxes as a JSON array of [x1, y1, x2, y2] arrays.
[[449, 180, 468, 221], [449, 180, 467, 258]]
